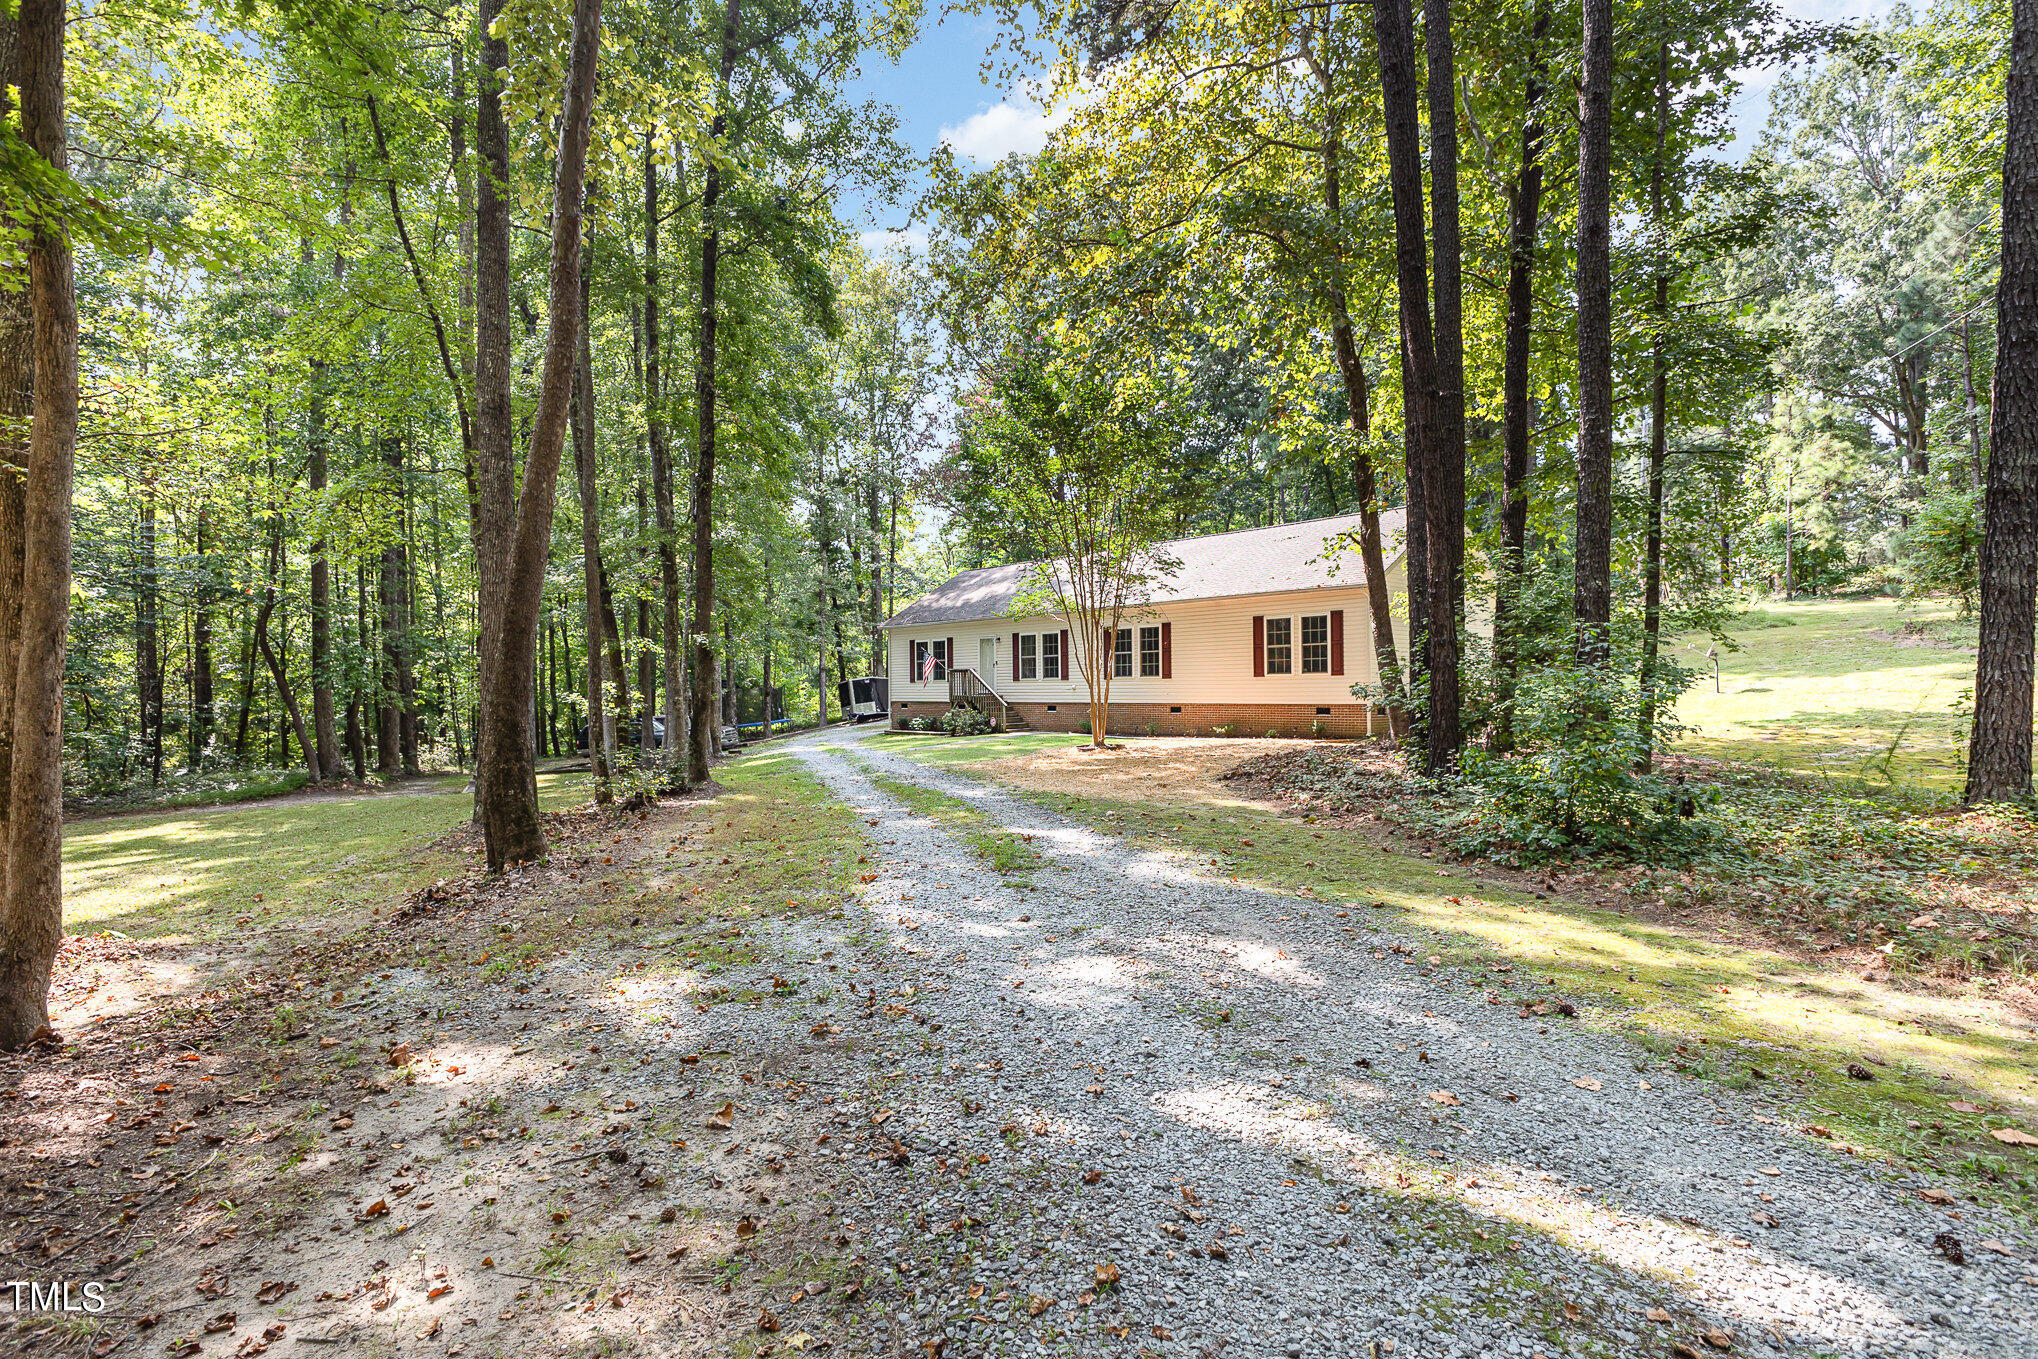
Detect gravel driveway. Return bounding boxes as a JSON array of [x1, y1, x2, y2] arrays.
[[772, 724, 2033, 1358]]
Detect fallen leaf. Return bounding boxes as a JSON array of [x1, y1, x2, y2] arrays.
[[1646, 1308, 1673, 1323], [204, 1314, 237, 1335], [1094, 1261, 1121, 1291], [1990, 1127, 2038, 1147], [255, 1281, 296, 1305], [1703, 1327, 1735, 1350], [417, 1320, 441, 1340], [1571, 1077, 1602, 1091], [756, 1310, 780, 1333], [1948, 1100, 1985, 1114], [706, 1102, 735, 1130], [1980, 1239, 2014, 1257], [1428, 1090, 1461, 1106], [1026, 1295, 1052, 1317], [1917, 1187, 1956, 1205]]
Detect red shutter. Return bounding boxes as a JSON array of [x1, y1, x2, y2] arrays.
[[1330, 610, 1345, 676], [1252, 615, 1265, 678], [1011, 632, 1020, 677], [1160, 621, 1172, 678], [1058, 628, 1069, 681]]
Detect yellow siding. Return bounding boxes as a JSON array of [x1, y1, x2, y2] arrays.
[[888, 580, 1407, 707]]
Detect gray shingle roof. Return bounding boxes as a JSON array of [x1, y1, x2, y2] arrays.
[[883, 509, 1406, 630]]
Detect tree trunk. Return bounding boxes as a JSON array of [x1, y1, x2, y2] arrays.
[[689, 0, 740, 785], [136, 489, 163, 785], [255, 507, 319, 783], [475, 0, 602, 869], [396, 447, 420, 774], [471, 0, 515, 820], [348, 560, 368, 780], [1637, 42, 1672, 769], [644, 133, 687, 776], [0, 0, 73, 1046], [1302, 0, 1400, 719], [1371, 0, 1440, 762], [1966, 0, 2038, 804], [1574, 0, 1616, 668], [376, 570, 398, 773], [599, 556, 629, 750], [191, 502, 214, 763], [1964, 316, 1987, 489], [0, 13, 27, 891], [637, 475, 655, 755], [571, 268, 612, 801], [1420, 0, 1465, 769], [1490, 0, 1549, 756], [307, 397, 337, 780]]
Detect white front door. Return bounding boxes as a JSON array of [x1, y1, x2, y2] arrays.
[[980, 637, 998, 683]]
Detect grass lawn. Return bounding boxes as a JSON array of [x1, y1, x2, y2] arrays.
[[1670, 596, 1980, 792], [864, 728, 1089, 767], [62, 771, 584, 941]]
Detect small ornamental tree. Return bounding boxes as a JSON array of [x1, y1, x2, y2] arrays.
[[962, 345, 1182, 748]]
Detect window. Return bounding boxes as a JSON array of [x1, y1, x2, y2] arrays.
[[1041, 631, 1061, 680], [1139, 625, 1161, 677], [1113, 627, 1133, 678], [1018, 633, 1037, 680], [913, 638, 947, 682], [1265, 617, 1293, 674], [1302, 614, 1330, 674]]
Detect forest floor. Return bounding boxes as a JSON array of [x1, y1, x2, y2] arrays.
[[7, 709, 2037, 1359]]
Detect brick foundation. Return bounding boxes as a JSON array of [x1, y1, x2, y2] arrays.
[[891, 700, 1383, 739]]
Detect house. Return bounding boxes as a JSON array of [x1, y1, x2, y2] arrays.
[[879, 510, 1407, 738]]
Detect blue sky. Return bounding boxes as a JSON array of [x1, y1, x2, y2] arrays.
[[840, 0, 1905, 248]]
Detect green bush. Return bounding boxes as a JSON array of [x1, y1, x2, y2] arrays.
[[938, 707, 995, 736], [1457, 658, 1712, 864], [1899, 486, 1983, 614]]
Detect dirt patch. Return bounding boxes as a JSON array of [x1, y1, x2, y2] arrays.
[[1867, 623, 1978, 652], [4, 785, 873, 1359]]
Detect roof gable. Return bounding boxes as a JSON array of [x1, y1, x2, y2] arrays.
[[883, 509, 1406, 630]]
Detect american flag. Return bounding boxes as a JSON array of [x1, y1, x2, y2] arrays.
[[921, 651, 939, 680]]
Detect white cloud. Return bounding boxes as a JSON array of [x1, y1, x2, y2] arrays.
[[938, 87, 1068, 164], [858, 226, 929, 256]]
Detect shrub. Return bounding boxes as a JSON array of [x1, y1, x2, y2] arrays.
[[937, 707, 994, 736], [906, 715, 931, 732], [1899, 486, 1983, 614], [1456, 658, 1712, 864], [1076, 718, 1093, 735]]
